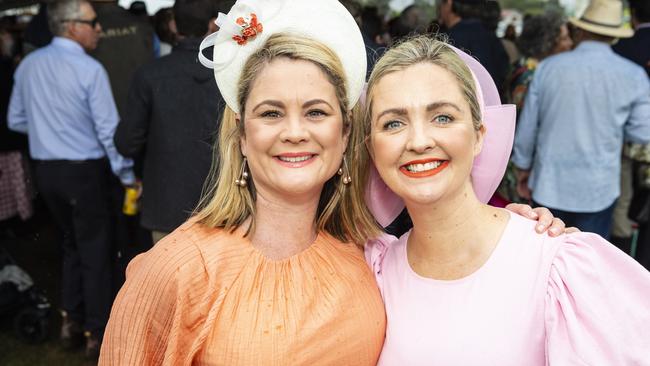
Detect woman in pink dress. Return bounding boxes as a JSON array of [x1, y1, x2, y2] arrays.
[[360, 36, 650, 365]]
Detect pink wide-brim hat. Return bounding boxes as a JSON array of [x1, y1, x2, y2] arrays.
[[365, 45, 517, 227]]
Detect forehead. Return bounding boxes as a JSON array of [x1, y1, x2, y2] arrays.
[[247, 57, 338, 104], [371, 62, 467, 112]]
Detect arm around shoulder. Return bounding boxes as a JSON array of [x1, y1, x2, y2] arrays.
[[545, 232, 650, 365]]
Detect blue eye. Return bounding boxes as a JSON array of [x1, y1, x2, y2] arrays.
[[383, 120, 403, 130], [434, 115, 453, 124]]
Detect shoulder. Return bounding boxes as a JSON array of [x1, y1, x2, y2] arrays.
[[536, 51, 573, 73], [126, 219, 247, 286]]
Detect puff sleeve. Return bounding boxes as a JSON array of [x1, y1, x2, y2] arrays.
[[545, 232, 650, 365], [99, 232, 212, 365]]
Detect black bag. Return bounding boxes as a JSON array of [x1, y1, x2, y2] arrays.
[[628, 162, 650, 224], [629, 188, 650, 224]]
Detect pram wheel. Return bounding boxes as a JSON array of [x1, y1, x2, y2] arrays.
[[13, 307, 49, 343]]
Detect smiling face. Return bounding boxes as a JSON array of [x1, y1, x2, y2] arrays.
[[239, 57, 348, 201], [369, 62, 484, 207]]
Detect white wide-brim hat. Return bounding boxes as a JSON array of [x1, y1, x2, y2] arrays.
[[569, 0, 633, 39], [199, 0, 367, 114], [365, 44, 517, 227]]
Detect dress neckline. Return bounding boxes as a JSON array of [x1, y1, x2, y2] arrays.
[[401, 209, 514, 285]]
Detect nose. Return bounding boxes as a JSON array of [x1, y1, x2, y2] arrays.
[[95, 22, 102, 33], [405, 119, 435, 154], [279, 113, 309, 144]]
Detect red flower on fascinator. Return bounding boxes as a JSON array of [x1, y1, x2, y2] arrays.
[[232, 13, 263, 45]]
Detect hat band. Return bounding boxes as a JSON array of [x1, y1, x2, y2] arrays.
[[579, 16, 623, 29]]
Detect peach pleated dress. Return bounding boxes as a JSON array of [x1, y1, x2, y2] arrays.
[[99, 219, 386, 365]]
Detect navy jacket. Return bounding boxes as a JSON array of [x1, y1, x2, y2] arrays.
[[114, 38, 224, 232]]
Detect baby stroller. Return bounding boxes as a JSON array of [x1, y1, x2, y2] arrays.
[[0, 246, 51, 343]]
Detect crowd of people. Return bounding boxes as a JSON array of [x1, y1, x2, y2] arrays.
[[0, 0, 649, 364]]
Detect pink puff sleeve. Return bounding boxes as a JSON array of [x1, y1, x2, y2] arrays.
[[545, 232, 650, 365]]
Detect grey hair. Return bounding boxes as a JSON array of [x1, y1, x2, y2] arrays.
[[517, 11, 566, 59], [47, 0, 85, 36]]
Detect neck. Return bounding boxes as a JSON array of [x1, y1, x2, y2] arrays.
[[404, 182, 508, 279], [60, 34, 86, 52], [247, 189, 320, 260]]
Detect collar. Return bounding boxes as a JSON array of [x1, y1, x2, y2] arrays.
[[636, 22, 650, 30], [576, 40, 614, 53], [52, 37, 85, 54]]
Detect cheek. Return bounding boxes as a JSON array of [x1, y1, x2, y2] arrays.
[[371, 134, 402, 166]]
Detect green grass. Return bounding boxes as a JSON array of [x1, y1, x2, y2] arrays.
[[0, 325, 87, 366]]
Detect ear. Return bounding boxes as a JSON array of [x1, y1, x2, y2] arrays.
[[473, 124, 486, 157], [237, 113, 247, 156]]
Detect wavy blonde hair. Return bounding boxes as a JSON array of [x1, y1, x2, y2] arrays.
[[195, 33, 381, 246]]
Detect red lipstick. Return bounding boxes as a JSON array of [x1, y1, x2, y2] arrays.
[[399, 159, 449, 178]]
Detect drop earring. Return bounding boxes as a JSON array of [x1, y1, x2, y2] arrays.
[[339, 156, 351, 185], [235, 157, 249, 187]]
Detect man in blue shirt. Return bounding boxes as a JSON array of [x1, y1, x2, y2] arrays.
[[513, 0, 650, 239], [7, 0, 134, 358]]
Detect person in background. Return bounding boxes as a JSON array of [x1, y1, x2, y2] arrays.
[[153, 7, 176, 57], [507, 12, 572, 113], [7, 0, 134, 358], [481, 0, 519, 65], [493, 12, 572, 207], [437, 0, 509, 95], [113, 0, 227, 244], [513, 0, 650, 239], [611, 0, 650, 268], [504, 23, 517, 42], [90, 0, 154, 118]]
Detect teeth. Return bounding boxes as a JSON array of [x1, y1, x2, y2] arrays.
[[406, 161, 442, 172], [278, 155, 312, 163]]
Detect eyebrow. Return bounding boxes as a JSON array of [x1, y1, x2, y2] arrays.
[[252, 99, 334, 112], [252, 100, 284, 113], [376, 108, 408, 121], [303, 99, 333, 109], [426, 101, 462, 113], [375, 101, 462, 120]]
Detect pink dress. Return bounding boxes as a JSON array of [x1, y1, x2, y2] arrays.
[[366, 212, 650, 365]]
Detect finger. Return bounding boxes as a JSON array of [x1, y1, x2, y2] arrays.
[[532, 208, 553, 233], [547, 218, 565, 237], [565, 227, 580, 234]]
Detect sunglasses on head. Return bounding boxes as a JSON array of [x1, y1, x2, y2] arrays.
[[62, 17, 99, 28]]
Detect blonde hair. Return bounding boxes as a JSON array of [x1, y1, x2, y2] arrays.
[[195, 33, 381, 246]]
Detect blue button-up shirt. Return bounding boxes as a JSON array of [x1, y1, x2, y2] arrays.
[[512, 41, 650, 212], [7, 37, 134, 184]]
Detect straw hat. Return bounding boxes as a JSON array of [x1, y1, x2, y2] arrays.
[[198, 0, 366, 114], [569, 0, 633, 38]]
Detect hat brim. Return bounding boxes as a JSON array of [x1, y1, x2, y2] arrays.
[[569, 17, 634, 38]]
